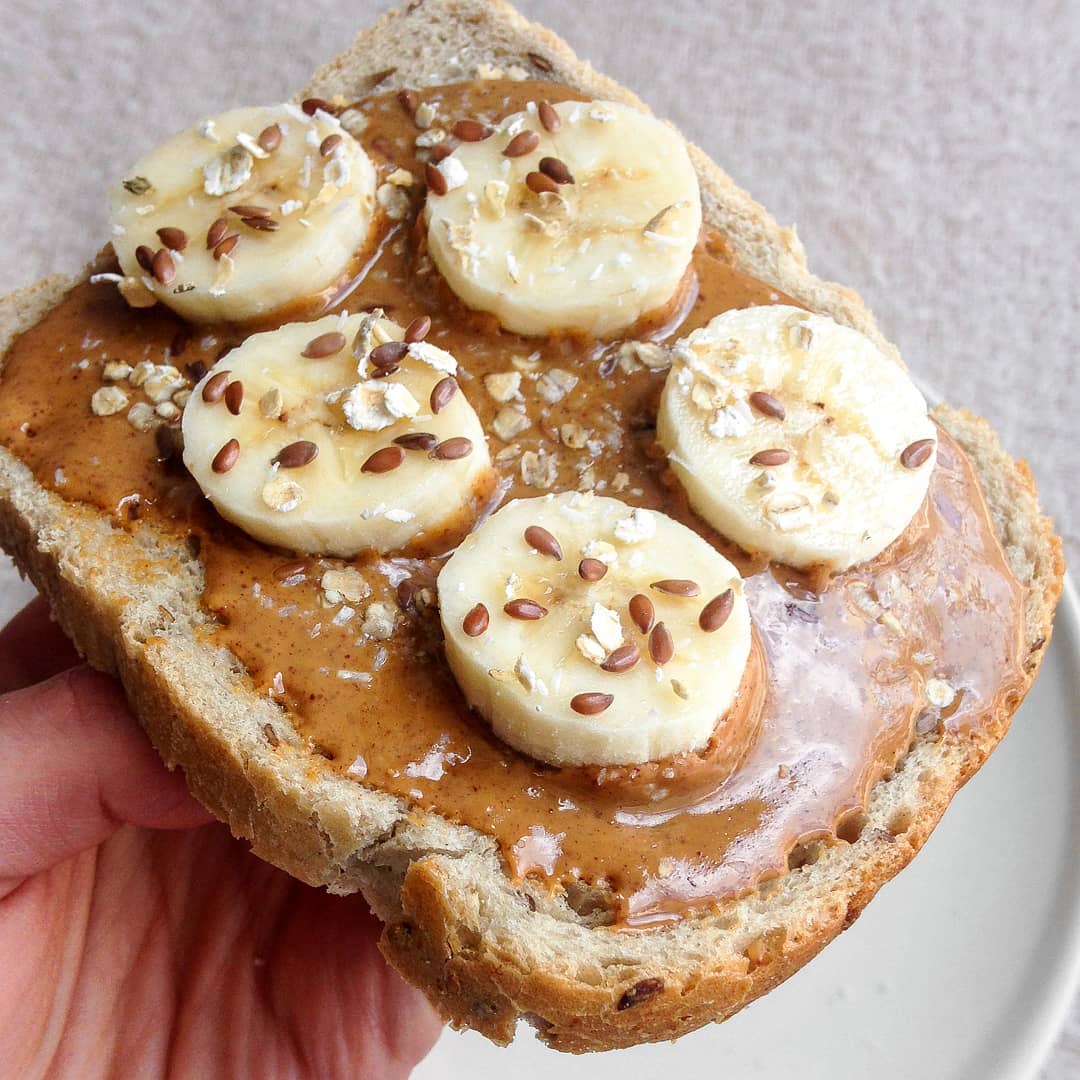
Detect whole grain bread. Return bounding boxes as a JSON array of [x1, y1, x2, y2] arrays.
[[0, 0, 1064, 1053]]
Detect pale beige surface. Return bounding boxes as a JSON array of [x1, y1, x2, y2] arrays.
[[0, 0, 1075, 1071]]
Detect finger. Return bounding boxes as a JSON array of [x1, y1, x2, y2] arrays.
[[0, 594, 81, 694], [0, 666, 213, 881]]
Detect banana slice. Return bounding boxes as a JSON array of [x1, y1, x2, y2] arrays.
[[438, 492, 751, 767], [657, 305, 937, 572], [423, 99, 701, 337], [109, 105, 377, 322], [182, 312, 492, 555]]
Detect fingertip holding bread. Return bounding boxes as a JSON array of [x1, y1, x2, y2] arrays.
[[0, 0, 1064, 1052]]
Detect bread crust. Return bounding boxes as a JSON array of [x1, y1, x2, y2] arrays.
[[0, 0, 1064, 1052]]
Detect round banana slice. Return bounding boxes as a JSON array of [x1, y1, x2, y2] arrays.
[[182, 312, 492, 555], [657, 305, 937, 572], [438, 492, 751, 767], [423, 99, 701, 337], [110, 105, 377, 322]]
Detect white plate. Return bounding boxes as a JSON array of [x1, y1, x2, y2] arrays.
[[415, 576, 1080, 1080]]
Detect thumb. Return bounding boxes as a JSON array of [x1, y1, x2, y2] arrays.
[[0, 666, 212, 881]]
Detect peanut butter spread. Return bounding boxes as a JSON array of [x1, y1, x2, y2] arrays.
[[0, 80, 1027, 926]]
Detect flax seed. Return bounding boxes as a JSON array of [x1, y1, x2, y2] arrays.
[[229, 204, 272, 219], [430, 376, 457, 414], [425, 161, 448, 196], [201, 370, 230, 403], [900, 439, 935, 469], [504, 598, 547, 620], [453, 119, 492, 142], [404, 315, 431, 343], [275, 440, 319, 468], [224, 379, 244, 415], [213, 233, 239, 260], [524, 525, 562, 560], [206, 217, 229, 249], [650, 579, 700, 597], [538, 156, 573, 184], [212, 438, 240, 474], [601, 645, 640, 673], [649, 622, 674, 665], [302, 331, 346, 358], [571, 692, 613, 715], [257, 123, 282, 153], [578, 558, 608, 582], [156, 226, 188, 251], [432, 436, 472, 460], [151, 249, 175, 284], [504, 130, 540, 157], [362, 445, 405, 473], [749, 391, 785, 420], [629, 593, 655, 634], [749, 448, 790, 467], [538, 101, 560, 133], [699, 589, 735, 632], [463, 602, 489, 637], [526, 170, 558, 194], [394, 431, 438, 451]]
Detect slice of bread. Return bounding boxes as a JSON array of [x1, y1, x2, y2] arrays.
[[0, 0, 1064, 1053]]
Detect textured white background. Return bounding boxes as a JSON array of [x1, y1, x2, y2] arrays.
[[0, 0, 1076, 1073]]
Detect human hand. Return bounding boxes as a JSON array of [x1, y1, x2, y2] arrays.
[[0, 596, 442, 1078]]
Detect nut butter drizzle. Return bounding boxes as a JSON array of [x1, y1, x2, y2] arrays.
[[0, 79, 1027, 926]]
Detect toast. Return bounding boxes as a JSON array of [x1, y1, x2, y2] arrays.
[[0, 0, 1063, 1053]]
